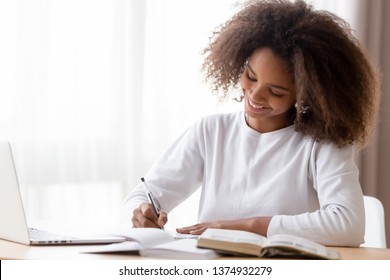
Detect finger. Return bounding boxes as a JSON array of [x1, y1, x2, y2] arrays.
[[133, 214, 161, 228], [157, 211, 168, 228], [140, 202, 160, 222], [176, 223, 204, 234], [131, 207, 143, 227], [188, 227, 207, 235], [132, 204, 160, 228], [176, 226, 195, 234]]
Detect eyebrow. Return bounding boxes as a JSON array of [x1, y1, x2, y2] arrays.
[[246, 63, 290, 92]]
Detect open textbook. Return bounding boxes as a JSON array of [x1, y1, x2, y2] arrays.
[[197, 228, 340, 260], [83, 228, 219, 259]]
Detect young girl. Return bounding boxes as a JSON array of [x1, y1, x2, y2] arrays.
[[123, 0, 380, 246]]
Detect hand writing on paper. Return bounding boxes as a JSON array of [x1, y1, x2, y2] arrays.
[[132, 202, 168, 229]]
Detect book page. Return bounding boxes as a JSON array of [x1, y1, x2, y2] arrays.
[[82, 241, 143, 254], [140, 239, 219, 259], [108, 228, 175, 248], [82, 229, 197, 255], [264, 234, 340, 259]]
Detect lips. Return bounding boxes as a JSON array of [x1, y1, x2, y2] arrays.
[[246, 98, 270, 113], [248, 99, 267, 109]]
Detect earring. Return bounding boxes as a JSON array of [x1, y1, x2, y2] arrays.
[[295, 101, 309, 114], [234, 93, 245, 102]]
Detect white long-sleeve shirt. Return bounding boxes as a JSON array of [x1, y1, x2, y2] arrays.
[[123, 111, 365, 246]]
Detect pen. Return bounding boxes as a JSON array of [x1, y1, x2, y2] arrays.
[[141, 177, 163, 229]]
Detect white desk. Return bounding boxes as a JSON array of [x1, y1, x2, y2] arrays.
[[1, 238, 390, 260]]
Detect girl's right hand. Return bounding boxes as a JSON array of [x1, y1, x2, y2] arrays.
[[131, 202, 167, 228]]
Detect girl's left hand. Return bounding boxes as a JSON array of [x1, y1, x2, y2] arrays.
[[176, 217, 271, 236]]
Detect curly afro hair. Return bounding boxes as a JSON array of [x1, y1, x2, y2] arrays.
[[202, 0, 381, 148]]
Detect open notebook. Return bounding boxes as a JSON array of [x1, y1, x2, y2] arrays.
[[0, 141, 125, 245], [82, 228, 218, 259]]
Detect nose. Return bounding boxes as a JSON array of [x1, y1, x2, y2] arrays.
[[247, 85, 268, 102]]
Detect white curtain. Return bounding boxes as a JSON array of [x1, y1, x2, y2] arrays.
[[0, 0, 242, 227]]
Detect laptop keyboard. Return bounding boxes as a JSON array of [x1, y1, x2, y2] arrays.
[[29, 227, 75, 241]]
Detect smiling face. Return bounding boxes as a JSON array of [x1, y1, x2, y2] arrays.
[[241, 47, 296, 133]]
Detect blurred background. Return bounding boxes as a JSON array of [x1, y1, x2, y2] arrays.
[[0, 0, 389, 245]]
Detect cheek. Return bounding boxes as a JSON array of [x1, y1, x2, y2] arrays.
[[268, 95, 293, 108], [276, 100, 296, 112]]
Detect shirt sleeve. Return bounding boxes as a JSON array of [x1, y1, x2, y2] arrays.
[[121, 119, 205, 226], [267, 143, 365, 247]]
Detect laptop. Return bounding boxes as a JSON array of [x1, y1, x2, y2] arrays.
[[0, 141, 126, 245]]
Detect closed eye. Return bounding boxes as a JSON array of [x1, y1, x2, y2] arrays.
[[269, 89, 284, 97], [268, 86, 289, 97], [246, 64, 257, 82], [269, 85, 290, 96], [246, 71, 256, 82]]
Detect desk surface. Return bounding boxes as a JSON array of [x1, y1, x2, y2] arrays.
[[1, 239, 390, 260]]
